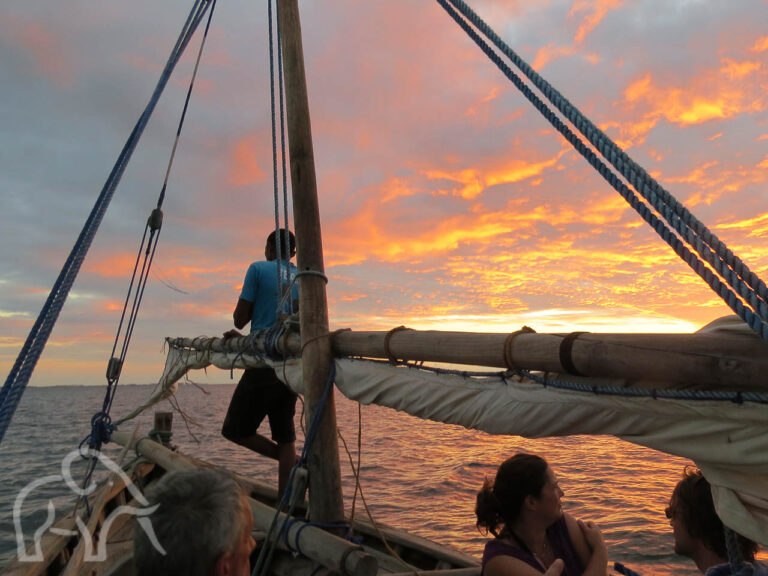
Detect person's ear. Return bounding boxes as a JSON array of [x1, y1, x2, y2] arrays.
[[213, 552, 233, 576], [524, 494, 538, 510]]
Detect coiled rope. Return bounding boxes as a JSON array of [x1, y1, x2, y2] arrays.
[[437, 0, 768, 341], [0, 0, 215, 447]]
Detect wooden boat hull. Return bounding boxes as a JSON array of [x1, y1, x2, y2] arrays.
[[2, 430, 479, 576]]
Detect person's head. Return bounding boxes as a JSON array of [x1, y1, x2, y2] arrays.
[[666, 467, 756, 565], [475, 453, 564, 536], [134, 469, 256, 576], [265, 229, 296, 261]]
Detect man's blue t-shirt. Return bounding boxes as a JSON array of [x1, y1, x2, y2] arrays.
[[240, 259, 299, 332]]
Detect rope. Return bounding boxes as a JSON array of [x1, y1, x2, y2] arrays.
[[437, 0, 768, 342], [252, 362, 338, 576], [75, 0, 217, 506], [503, 326, 535, 371], [384, 326, 412, 365], [337, 413, 419, 575], [85, 0, 216, 450], [0, 0, 213, 447], [275, 270, 328, 320], [276, 8, 293, 313], [268, 0, 285, 298], [354, 356, 768, 404]]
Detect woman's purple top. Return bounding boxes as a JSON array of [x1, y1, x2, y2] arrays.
[[481, 516, 583, 576]]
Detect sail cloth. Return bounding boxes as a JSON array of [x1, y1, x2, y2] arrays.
[[136, 323, 768, 545]]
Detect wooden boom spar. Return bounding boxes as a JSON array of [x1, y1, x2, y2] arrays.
[[187, 323, 767, 389], [329, 329, 767, 389]]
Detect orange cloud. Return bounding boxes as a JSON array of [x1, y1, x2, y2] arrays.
[[530, 0, 622, 70], [533, 43, 577, 70], [717, 213, 768, 239], [84, 252, 140, 278], [568, 0, 624, 45], [664, 159, 768, 207], [227, 137, 265, 186], [466, 86, 502, 118], [720, 58, 762, 79], [1, 14, 72, 87], [752, 36, 768, 52], [424, 151, 566, 199], [614, 60, 767, 147]]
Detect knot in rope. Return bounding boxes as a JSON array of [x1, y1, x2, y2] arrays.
[[82, 411, 114, 453], [264, 322, 285, 361]]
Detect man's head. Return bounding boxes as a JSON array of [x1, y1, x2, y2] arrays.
[[667, 467, 756, 568], [265, 229, 296, 261], [134, 469, 256, 576]]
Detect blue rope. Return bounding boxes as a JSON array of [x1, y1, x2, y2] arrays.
[[437, 0, 768, 341], [263, 322, 285, 361], [0, 0, 211, 447], [353, 357, 768, 404], [253, 361, 339, 576]]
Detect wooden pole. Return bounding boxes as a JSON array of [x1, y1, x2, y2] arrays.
[[326, 329, 768, 389], [172, 322, 767, 389], [276, 0, 344, 523]]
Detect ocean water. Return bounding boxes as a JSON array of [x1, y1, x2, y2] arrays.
[[0, 383, 707, 574]]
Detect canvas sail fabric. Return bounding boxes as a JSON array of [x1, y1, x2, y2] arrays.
[[143, 325, 768, 546]]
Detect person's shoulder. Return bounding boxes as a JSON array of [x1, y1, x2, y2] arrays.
[[484, 551, 545, 576], [247, 260, 273, 272]]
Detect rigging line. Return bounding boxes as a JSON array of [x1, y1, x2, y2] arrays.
[[0, 0, 211, 445], [353, 357, 768, 403], [268, 0, 284, 300], [443, 0, 768, 322], [108, 0, 216, 398], [435, 0, 768, 341], [99, 0, 216, 425], [337, 425, 417, 575], [276, 4, 292, 290], [110, 226, 151, 362], [157, 0, 218, 209], [151, 268, 190, 294]]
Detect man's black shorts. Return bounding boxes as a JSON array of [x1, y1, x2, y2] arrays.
[[221, 367, 297, 444]]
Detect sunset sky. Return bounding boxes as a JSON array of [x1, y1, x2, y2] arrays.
[[1, 0, 767, 387]]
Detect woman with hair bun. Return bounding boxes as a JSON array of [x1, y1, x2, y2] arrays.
[[476, 453, 608, 576]]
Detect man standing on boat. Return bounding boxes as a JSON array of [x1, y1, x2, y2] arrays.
[[222, 228, 299, 497]]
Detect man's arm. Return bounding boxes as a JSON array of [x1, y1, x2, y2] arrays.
[[233, 298, 254, 330]]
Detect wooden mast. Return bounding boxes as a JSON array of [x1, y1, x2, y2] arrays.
[[276, 0, 344, 523]]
